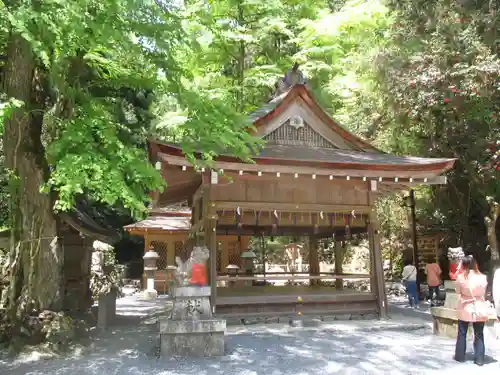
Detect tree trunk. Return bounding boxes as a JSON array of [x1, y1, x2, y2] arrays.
[[485, 201, 500, 265], [1, 33, 64, 316]]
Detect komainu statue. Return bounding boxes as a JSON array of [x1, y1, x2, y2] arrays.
[[174, 256, 192, 287], [174, 246, 210, 287], [447, 246, 465, 280]]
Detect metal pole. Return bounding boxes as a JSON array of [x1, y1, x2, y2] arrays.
[[409, 189, 420, 296]]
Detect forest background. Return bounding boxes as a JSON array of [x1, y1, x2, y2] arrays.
[[0, 0, 499, 324]]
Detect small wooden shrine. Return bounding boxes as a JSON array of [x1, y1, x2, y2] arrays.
[[126, 65, 455, 319]]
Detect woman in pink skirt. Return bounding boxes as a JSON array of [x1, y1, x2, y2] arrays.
[[454, 255, 488, 366]]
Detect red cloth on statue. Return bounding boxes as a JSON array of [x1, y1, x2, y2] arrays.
[[190, 264, 207, 286], [449, 263, 462, 280]]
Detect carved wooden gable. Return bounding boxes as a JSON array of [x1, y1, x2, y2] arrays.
[[252, 67, 378, 152], [263, 119, 337, 148], [256, 96, 356, 150]]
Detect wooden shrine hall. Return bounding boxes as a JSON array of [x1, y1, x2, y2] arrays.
[[126, 67, 455, 319]]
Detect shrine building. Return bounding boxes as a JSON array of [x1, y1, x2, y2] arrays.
[[125, 67, 455, 319]]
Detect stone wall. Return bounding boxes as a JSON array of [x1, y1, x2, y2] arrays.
[[61, 225, 93, 315]]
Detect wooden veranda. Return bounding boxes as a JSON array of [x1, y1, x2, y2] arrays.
[[127, 68, 455, 319]]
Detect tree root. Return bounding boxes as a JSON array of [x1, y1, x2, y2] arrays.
[[0, 307, 89, 352]]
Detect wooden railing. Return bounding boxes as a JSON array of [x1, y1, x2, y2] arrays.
[[216, 272, 370, 281]]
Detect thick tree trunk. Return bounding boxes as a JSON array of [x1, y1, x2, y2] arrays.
[[1, 33, 64, 315], [485, 201, 500, 264]]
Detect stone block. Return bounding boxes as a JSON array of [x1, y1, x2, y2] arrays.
[[159, 318, 226, 357], [335, 314, 353, 321], [443, 280, 456, 292], [142, 290, 158, 300], [174, 286, 211, 297], [171, 296, 212, 320], [443, 293, 459, 309], [431, 306, 497, 339], [289, 318, 321, 328], [97, 291, 117, 330], [360, 313, 378, 320]]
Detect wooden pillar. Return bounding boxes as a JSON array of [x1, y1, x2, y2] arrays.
[[204, 177, 218, 312], [167, 236, 175, 266], [221, 237, 229, 270], [334, 240, 343, 290], [368, 210, 388, 319], [368, 231, 376, 294], [205, 217, 217, 310], [309, 236, 320, 286]]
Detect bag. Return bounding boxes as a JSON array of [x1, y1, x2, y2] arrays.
[[402, 265, 416, 282], [465, 285, 496, 320]]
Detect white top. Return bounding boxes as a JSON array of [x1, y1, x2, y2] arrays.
[[493, 267, 500, 307], [402, 264, 417, 282]]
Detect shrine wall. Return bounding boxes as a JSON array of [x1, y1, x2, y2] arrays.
[[211, 178, 370, 207], [215, 210, 367, 228]]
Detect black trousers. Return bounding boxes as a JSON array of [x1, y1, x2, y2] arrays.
[[455, 320, 485, 362], [428, 286, 440, 305]]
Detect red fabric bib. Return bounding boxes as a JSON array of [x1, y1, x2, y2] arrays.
[[190, 264, 207, 286]]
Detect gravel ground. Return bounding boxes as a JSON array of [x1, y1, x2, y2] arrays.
[[0, 296, 498, 375]]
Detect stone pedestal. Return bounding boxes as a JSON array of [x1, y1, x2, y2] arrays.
[[159, 285, 226, 357], [159, 319, 225, 357], [142, 289, 158, 300], [431, 280, 459, 338], [431, 280, 496, 338], [97, 290, 117, 330], [443, 280, 459, 309]]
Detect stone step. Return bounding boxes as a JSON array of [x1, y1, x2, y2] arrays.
[[217, 309, 379, 326]]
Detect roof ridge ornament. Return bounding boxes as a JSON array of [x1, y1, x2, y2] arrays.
[[273, 62, 307, 98]]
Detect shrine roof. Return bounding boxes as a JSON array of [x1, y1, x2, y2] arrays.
[[124, 215, 191, 233], [249, 84, 378, 152], [257, 145, 453, 168], [247, 90, 288, 124], [152, 141, 455, 172], [148, 74, 455, 174]]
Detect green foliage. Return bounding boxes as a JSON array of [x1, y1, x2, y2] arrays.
[[295, 0, 393, 119], [289, 0, 499, 250], [369, 0, 500, 247], [46, 101, 164, 218], [0, 99, 23, 136], [0, 0, 498, 259], [1, 0, 265, 219]]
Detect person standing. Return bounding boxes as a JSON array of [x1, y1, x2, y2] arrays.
[[454, 255, 488, 366], [493, 265, 500, 339], [402, 259, 419, 308], [425, 259, 442, 306]]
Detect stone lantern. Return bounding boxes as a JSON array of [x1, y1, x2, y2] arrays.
[[240, 250, 257, 287], [225, 264, 240, 288], [143, 248, 160, 299]]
